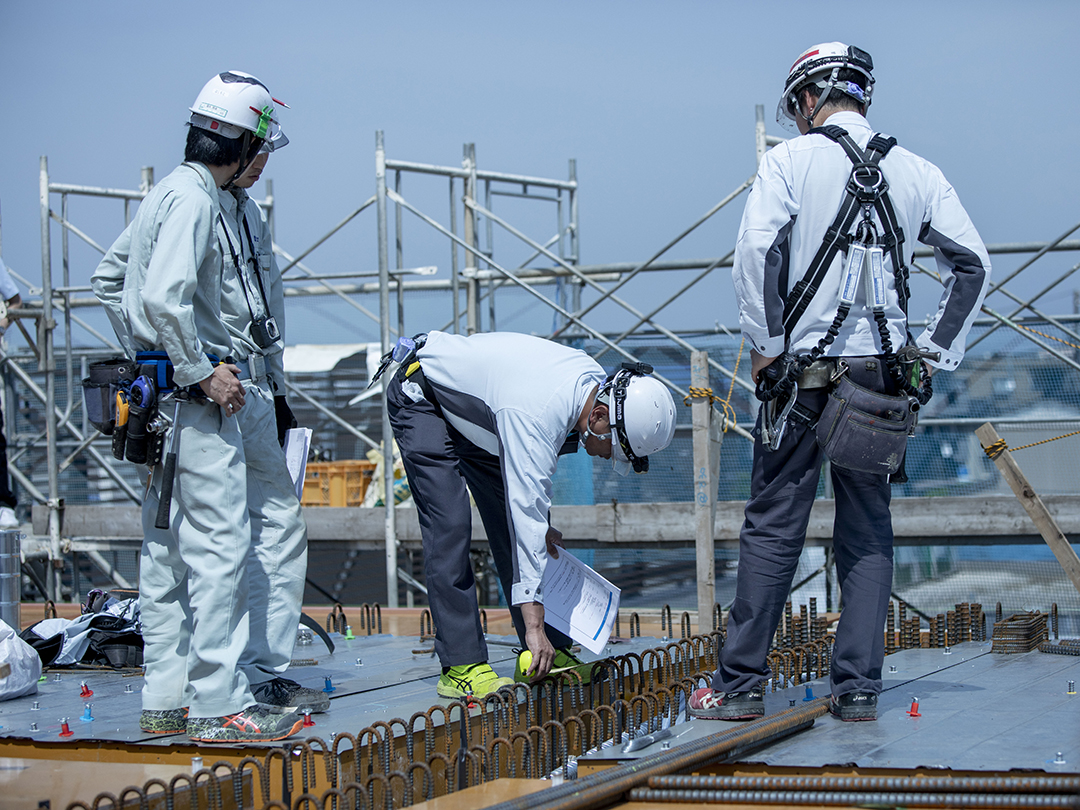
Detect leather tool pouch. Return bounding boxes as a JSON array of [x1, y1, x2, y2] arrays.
[[814, 374, 912, 475]]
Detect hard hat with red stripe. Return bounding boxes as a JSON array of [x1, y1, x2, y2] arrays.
[[777, 43, 874, 132]]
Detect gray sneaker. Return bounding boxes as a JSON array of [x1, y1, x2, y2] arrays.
[[186, 704, 303, 743], [252, 677, 331, 713]]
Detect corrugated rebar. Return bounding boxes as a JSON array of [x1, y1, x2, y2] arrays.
[[648, 775, 1080, 794], [627, 788, 1079, 808]]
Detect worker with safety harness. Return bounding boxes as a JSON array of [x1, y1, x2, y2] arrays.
[[371, 331, 676, 699], [92, 71, 316, 744], [689, 43, 990, 723]]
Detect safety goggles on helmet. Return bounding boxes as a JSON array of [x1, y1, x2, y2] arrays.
[[777, 42, 874, 132], [188, 71, 290, 151]]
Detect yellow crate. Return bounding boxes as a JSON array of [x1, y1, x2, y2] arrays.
[[302, 460, 377, 507]]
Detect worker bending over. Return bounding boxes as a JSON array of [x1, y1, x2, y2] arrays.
[[379, 331, 676, 699]]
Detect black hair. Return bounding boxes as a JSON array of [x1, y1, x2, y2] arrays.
[[184, 125, 246, 166], [802, 67, 868, 114]]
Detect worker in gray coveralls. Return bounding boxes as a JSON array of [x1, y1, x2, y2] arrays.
[[689, 43, 990, 723], [93, 71, 320, 744]]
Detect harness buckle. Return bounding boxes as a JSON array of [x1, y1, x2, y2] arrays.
[[848, 161, 889, 203]]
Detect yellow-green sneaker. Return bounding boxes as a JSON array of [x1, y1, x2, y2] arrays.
[[514, 647, 593, 685], [436, 663, 515, 699]]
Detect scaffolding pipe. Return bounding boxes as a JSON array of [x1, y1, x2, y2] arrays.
[[278, 196, 376, 274], [464, 144, 480, 334], [39, 157, 61, 600], [550, 175, 755, 337], [449, 176, 460, 333], [968, 255, 1080, 351], [281, 379, 379, 451], [1, 354, 141, 502], [386, 188, 701, 417], [375, 131, 398, 608], [981, 305, 1080, 375], [468, 199, 755, 404]]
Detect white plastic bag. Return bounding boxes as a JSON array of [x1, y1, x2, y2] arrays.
[[0, 618, 41, 700]]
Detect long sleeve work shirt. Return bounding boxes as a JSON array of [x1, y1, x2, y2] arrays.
[[92, 162, 234, 387], [733, 111, 991, 371], [415, 330, 606, 606]]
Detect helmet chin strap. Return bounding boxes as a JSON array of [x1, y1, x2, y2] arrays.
[[222, 131, 256, 190]]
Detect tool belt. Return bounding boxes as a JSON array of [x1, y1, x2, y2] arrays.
[[82, 351, 231, 467]]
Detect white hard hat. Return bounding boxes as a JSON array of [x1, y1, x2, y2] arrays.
[[777, 42, 874, 132], [189, 71, 289, 152], [600, 365, 676, 476]]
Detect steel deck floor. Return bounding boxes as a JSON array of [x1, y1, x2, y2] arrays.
[[579, 640, 1080, 773], [0, 631, 658, 747]]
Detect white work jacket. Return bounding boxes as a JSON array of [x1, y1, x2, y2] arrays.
[[414, 331, 606, 606], [217, 188, 287, 385], [733, 112, 991, 371], [92, 162, 234, 387]]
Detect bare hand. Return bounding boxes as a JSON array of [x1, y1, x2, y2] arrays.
[[199, 364, 246, 415], [750, 349, 779, 384], [545, 526, 564, 559], [519, 601, 555, 679]]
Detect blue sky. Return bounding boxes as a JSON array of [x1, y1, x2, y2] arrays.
[[2, 1, 1077, 346]]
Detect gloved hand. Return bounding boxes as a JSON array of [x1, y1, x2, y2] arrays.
[[275, 396, 297, 447]]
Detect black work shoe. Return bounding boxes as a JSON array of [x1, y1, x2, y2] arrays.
[[688, 683, 765, 720], [252, 677, 331, 713], [186, 704, 303, 743], [830, 691, 877, 721]]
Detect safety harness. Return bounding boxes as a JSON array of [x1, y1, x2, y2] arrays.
[[760, 125, 932, 410]]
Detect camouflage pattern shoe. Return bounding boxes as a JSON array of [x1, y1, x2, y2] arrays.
[[186, 704, 303, 743], [140, 707, 189, 734]]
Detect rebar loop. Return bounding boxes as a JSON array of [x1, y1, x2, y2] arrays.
[[327, 604, 348, 635], [418, 609, 435, 640], [660, 604, 673, 639]]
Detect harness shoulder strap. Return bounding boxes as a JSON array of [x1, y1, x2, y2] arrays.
[[781, 128, 903, 336]]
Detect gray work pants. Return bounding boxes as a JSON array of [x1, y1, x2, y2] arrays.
[[387, 373, 572, 667], [714, 357, 897, 698], [140, 377, 308, 717]]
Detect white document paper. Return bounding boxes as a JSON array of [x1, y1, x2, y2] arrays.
[[540, 550, 620, 655], [283, 427, 313, 501]]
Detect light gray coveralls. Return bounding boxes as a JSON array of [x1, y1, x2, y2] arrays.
[[386, 331, 605, 666], [717, 111, 991, 700], [92, 161, 307, 719]]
